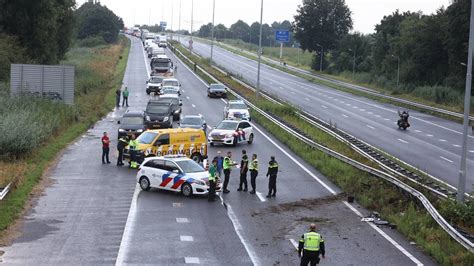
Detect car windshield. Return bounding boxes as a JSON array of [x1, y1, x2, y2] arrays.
[[181, 117, 201, 125], [146, 104, 169, 114], [176, 160, 204, 173], [160, 98, 178, 105], [229, 103, 247, 109], [149, 77, 163, 83], [216, 121, 237, 130], [137, 132, 157, 144], [210, 84, 225, 90], [121, 117, 143, 125], [162, 89, 178, 95], [163, 80, 179, 87]]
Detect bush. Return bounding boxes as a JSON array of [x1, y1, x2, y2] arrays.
[[412, 85, 463, 106], [0, 33, 28, 81], [76, 36, 106, 47]]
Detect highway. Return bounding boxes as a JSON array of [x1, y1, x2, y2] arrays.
[[180, 37, 474, 193], [0, 36, 435, 265]]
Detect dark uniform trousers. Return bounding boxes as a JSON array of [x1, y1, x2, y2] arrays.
[[239, 170, 248, 190], [208, 181, 216, 201], [250, 170, 258, 191], [223, 169, 231, 190], [268, 175, 277, 195], [300, 250, 321, 266]]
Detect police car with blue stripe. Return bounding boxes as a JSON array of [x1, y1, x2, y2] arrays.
[[136, 155, 209, 197]]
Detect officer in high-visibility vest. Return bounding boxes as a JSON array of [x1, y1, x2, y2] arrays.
[[266, 156, 279, 198], [298, 223, 325, 266], [249, 154, 258, 194], [128, 134, 139, 169], [222, 151, 237, 193], [116, 135, 129, 166], [208, 159, 218, 202]]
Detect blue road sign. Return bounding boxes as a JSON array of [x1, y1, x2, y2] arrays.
[[275, 30, 290, 43], [160, 21, 167, 28]]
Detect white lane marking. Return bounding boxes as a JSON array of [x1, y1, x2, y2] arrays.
[[289, 239, 299, 250], [328, 96, 333, 99], [426, 134, 434, 137], [360, 109, 366, 111], [346, 103, 351, 106], [368, 112, 373, 114], [342, 114, 349, 118], [182, 89, 185, 93], [115, 184, 140, 266], [218, 194, 260, 265], [176, 217, 190, 223], [414, 130, 422, 133], [397, 138, 409, 144], [251, 123, 337, 194], [375, 115, 381, 118], [353, 106, 359, 109], [304, 97, 310, 101], [220, 98, 227, 104], [173, 203, 183, 207], [469, 150, 474, 153], [141, 43, 151, 77], [291, 91, 296, 95], [180, 235, 194, 242], [340, 101, 345, 103], [321, 105, 328, 109], [279, 86, 284, 90], [343, 201, 423, 266], [438, 139, 447, 142], [184, 257, 200, 264], [192, 104, 196, 108], [452, 144, 461, 147], [186, 96, 190, 100], [384, 118, 390, 121], [440, 156, 453, 163], [256, 191, 266, 202], [366, 125, 375, 130]]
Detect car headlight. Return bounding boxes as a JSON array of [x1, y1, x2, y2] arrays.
[[174, 110, 180, 114], [225, 133, 234, 138], [146, 116, 150, 121], [118, 129, 126, 132], [136, 129, 143, 133], [163, 116, 169, 122], [192, 180, 206, 186]]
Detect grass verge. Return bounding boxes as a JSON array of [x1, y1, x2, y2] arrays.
[[170, 40, 474, 265], [0, 36, 130, 236]]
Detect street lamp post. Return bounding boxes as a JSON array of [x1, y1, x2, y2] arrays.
[[256, 0, 264, 99], [210, 0, 216, 65], [190, 0, 194, 51], [178, 0, 182, 42], [316, 44, 323, 72], [457, 0, 474, 203], [349, 48, 356, 80]]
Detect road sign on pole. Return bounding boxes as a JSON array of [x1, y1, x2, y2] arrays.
[[160, 21, 167, 29], [275, 30, 290, 43]]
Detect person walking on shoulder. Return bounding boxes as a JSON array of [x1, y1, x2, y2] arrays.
[[101, 132, 111, 164], [122, 87, 129, 107]]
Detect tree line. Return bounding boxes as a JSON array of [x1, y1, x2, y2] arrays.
[[0, 1, 123, 81]]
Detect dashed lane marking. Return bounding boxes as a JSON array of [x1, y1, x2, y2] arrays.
[[304, 97, 310, 101], [342, 114, 349, 118], [186, 96, 190, 100], [440, 156, 453, 163], [192, 104, 196, 108], [414, 130, 422, 133], [321, 105, 328, 109], [173, 203, 183, 207], [384, 118, 390, 121], [366, 125, 375, 130], [438, 139, 447, 142], [397, 138, 409, 144], [184, 257, 200, 264], [453, 144, 461, 147], [176, 218, 190, 223], [289, 239, 299, 250], [180, 235, 194, 242], [426, 134, 434, 137], [469, 150, 474, 153], [256, 191, 266, 202]]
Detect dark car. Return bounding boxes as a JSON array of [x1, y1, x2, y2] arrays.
[[207, 83, 227, 98], [146, 76, 164, 95], [158, 95, 182, 120], [117, 111, 146, 139], [179, 115, 206, 130], [145, 100, 174, 129]]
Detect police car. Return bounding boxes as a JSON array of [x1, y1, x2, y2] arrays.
[[136, 155, 209, 197], [208, 119, 254, 146], [224, 100, 251, 121]]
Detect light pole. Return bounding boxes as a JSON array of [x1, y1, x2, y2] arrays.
[[348, 48, 356, 80], [457, 0, 474, 203], [190, 0, 194, 51], [316, 44, 323, 72], [178, 0, 181, 42], [210, 0, 216, 65], [391, 54, 400, 87], [256, 0, 263, 99]]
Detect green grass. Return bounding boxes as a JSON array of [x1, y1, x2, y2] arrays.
[[170, 40, 474, 265], [0, 36, 130, 236]]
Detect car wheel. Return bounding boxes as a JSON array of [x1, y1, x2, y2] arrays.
[[210, 142, 214, 146], [139, 176, 150, 191], [181, 183, 193, 197], [191, 152, 202, 163], [247, 134, 254, 144]]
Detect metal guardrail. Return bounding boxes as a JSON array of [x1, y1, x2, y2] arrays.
[[0, 182, 12, 201], [169, 43, 474, 252]]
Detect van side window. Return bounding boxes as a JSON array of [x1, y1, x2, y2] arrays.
[[154, 133, 170, 146]]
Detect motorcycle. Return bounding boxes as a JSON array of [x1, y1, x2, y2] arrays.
[[397, 110, 410, 130]]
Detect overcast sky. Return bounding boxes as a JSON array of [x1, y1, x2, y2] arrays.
[[78, 0, 451, 34]]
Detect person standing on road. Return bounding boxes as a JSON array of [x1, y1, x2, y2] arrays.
[[222, 151, 237, 193], [266, 156, 279, 198], [249, 154, 258, 194], [298, 224, 325, 266], [208, 159, 218, 202], [101, 132, 111, 164], [129, 134, 139, 169], [117, 135, 129, 166], [115, 89, 121, 107], [238, 149, 249, 192], [122, 87, 129, 107], [212, 151, 224, 178]]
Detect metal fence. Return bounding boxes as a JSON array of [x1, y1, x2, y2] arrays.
[[10, 64, 75, 104]]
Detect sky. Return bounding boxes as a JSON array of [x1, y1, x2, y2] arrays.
[[78, 0, 451, 34]]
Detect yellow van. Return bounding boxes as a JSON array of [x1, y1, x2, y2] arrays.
[[124, 128, 208, 163]]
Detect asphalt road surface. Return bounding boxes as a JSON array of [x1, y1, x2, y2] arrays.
[[180, 37, 474, 193], [0, 36, 435, 266]]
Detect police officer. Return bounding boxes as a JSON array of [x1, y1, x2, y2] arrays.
[[298, 224, 325, 266], [222, 151, 237, 193], [117, 135, 129, 166], [208, 159, 218, 202], [237, 149, 249, 192], [266, 156, 279, 198], [129, 134, 139, 169], [249, 154, 258, 194]]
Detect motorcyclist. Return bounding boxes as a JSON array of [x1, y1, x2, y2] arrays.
[[397, 110, 410, 129]]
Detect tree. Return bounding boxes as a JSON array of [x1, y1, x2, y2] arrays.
[[198, 23, 212, 38], [229, 20, 250, 42], [214, 24, 229, 40], [329, 32, 373, 73], [293, 0, 353, 52], [249, 22, 260, 45], [76, 2, 124, 44]]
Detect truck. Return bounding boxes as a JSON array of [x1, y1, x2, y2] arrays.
[[158, 34, 167, 48], [150, 55, 172, 74], [147, 44, 165, 58]]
